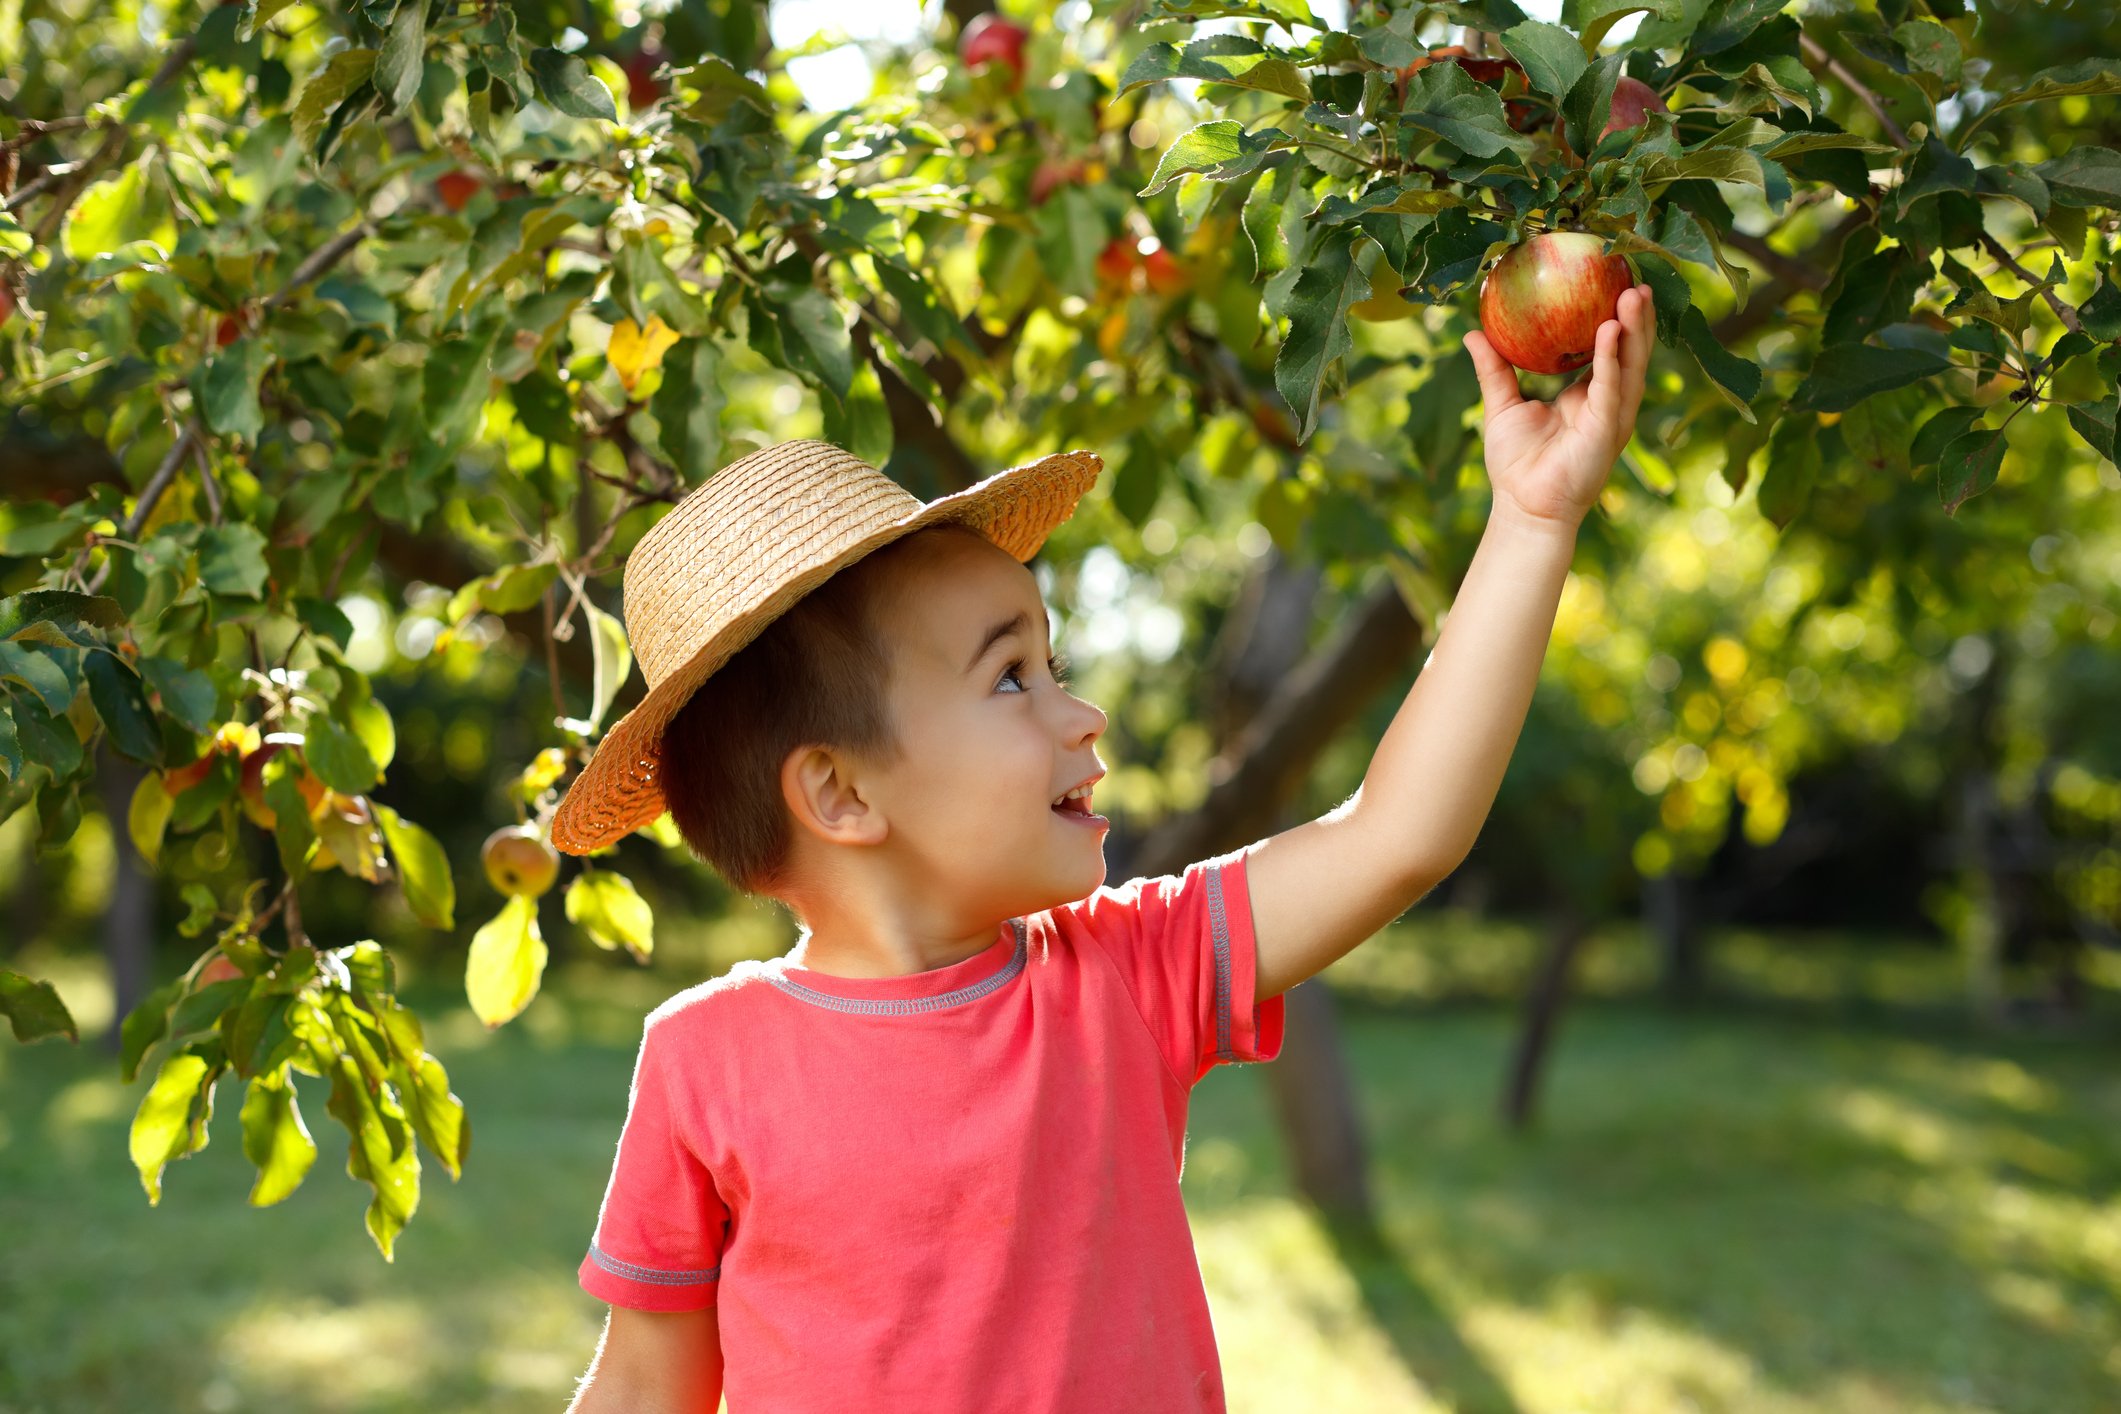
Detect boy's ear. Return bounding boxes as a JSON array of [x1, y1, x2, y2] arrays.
[[782, 744, 886, 845]]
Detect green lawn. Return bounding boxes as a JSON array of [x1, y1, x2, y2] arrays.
[[3, 927, 2118, 1413]]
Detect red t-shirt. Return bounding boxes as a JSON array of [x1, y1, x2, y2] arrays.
[[578, 842, 1284, 1411]]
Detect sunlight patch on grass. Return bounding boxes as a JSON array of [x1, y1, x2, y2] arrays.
[[216, 1297, 437, 1406]]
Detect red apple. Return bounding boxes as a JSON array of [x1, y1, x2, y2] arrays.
[[199, 955, 244, 985], [622, 46, 668, 108], [1095, 234, 1141, 291], [960, 14, 1028, 90], [1142, 244, 1189, 298], [1030, 156, 1086, 205], [214, 310, 251, 347], [1601, 76, 1669, 142], [1476, 232, 1635, 375], [436, 170, 482, 213], [0, 286, 15, 328]]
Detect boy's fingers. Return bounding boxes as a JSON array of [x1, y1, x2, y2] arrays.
[[1462, 330, 1524, 412], [1622, 285, 1652, 415], [1587, 315, 1624, 432]]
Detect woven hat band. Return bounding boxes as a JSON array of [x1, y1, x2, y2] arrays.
[[622, 442, 924, 688]]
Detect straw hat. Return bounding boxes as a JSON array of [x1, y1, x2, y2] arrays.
[[551, 438, 1104, 855]]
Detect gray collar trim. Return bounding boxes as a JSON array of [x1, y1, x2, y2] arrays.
[[768, 918, 1029, 1015]]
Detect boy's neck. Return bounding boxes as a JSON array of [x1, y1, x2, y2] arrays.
[[789, 917, 1008, 980]]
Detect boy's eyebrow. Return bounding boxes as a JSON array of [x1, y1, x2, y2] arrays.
[[964, 608, 1046, 674]]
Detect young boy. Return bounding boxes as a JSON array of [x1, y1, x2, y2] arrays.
[[557, 287, 1655, 1411]]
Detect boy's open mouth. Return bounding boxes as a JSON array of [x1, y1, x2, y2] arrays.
[[1051, 778, 1105, 824]]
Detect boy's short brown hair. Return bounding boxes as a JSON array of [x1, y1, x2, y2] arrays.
[[658, 523, 981, 899]]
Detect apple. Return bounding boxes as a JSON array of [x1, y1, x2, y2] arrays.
[[1396, 45, 1538, 130], [1030, 155, 1086, 206], [436, 169, 482, 213], [199, 954, 244, 985], [483, 823, 560, 899], [621, 45, 668, 108], [960, 14, 1028, 90], [0, 286, 16, 328], [1095, 234, 1141, 291], [1558, 76, 1672, 161], [214, 309, 252, 347], [1141, 243, 1188, 298], [1476, 232, 1635, 375], [238, 732, 325, 830]]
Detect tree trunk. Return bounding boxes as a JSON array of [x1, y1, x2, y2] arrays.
[[1262, 979, 1374, 1219], [96, 748, 154, 1055], [1118, 552, 1424, 1226], [1646, 869, 1703, 1004], [1500, 905, 1588, 1131]]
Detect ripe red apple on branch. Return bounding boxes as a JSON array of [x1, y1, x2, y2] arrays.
[[1558, 76, 1671, 160], [435, 169, 482, 213], [959, 14, 1028, 91], [1476, 232, 1636, 375]]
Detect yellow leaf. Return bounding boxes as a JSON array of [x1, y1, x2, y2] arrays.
[[465, 894, 546, 1028], [608, 315, 680, 394]]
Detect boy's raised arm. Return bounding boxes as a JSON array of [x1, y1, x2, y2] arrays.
[[1247, 283, 1656, 1001], [569, 1304, 725, 1413]]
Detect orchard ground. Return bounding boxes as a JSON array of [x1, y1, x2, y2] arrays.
[[5, 911, 2117, 1414]]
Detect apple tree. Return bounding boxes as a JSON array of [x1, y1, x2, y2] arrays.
[[4, 0, 2120, 1251]]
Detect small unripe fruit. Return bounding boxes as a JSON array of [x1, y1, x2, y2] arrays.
[[483, 823, 560, 899]]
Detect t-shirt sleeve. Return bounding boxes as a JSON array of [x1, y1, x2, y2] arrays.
[[577, 1015, 729, 1311], [1068, 840, 1285, 1086]]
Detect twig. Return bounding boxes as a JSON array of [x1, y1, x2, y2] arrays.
[[264, 221, 369, 310], [1978, 230, 2084, 337], [187, 426, 223, 523], [122, 425, 200, 538], [541, 584, 568, 726], [1, 166, 68, 210], [1800, 33, 1908, 148]]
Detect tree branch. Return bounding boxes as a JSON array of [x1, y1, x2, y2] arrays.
[[265, 221, 369, 310], [1721, 230, 1831, 291], [1979, 230, 2084, 337], [29, 32, 202, 244], [1713, 209, 1866, 345], [1799, 33, 1908, 148]]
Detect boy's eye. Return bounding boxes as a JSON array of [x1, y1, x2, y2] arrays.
[[999, 653, 1073, 692]]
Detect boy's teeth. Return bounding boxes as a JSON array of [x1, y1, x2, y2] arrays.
[[1053, 784, 1092, 805]]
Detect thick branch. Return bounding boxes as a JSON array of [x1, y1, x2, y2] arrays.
[[1799, 33, 1908, 148], [1129, 575, 1428, 878]]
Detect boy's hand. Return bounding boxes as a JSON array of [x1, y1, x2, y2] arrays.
[[1462, 282, 1655, 531]]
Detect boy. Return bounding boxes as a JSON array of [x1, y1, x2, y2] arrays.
[[557, 286, 1655, 1411]]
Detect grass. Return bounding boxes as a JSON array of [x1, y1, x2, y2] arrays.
[[2, 919, 2118, 1413]]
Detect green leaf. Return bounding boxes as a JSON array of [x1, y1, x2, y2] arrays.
[[1141, 120, 1282, 197], [1120, 35, 1311, 101], [2066, 395, 2117, 464], [138, 657, 215, 733], [774, 286, 855, 402], [0, 968, 78, 1043], [1404, 59, 1534, 161], [376, 0, 425, 111], [1756, 413, 1818, 528], [530, 47, 618, 121], [200, 338, 269, 443], [1789, 345, 1952, 413], [346, 694, 394, 775], [1893, 21, 1961, 87], [236, 0, 301, 42], [120, 979, 184, 1083], [402, 1052, 469, 1179], [12, 697, 82, 782], [1939, 423, 2009, 513], [1571, 0, 1681, 52], [1272, 228, 1362, 443], [1562, 51, 1626, 161], [564, 868, 655, 962], [197, 522, 270, 597], [423, 326, 501, 439], [1242, 160, 1297, 278], [2033, 146, 2121, 210], [451, 561, 558, 621], [376, 805, 455, 930], [324, 1051, 421, 1260], [61, 154, 161, 262], [1675, 308, 1762, 419], [466, 894, 546, 1028], [0, 641, 75, 716], [585, 602, 633, 737], [1500, 21, 1587, 103], [0, 591, 120, 644], [305, 713, 378, 794], [239, 1068, 318, 1206], [85, 652, 164, 766], [0, 707, 20, 781], [128, 771, 174, 869], [1687, 0, 1787, 58], [1962, 60, 2121, 146], [129, 1050, 217, 1204], [650, 338, 726, 474], [1146, 0, 1320, 29], [2075, 277, 2121, 342], [292, 48, 377, 147]]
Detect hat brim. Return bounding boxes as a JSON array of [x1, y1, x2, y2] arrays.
[[550, 448, 1103, 855]]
